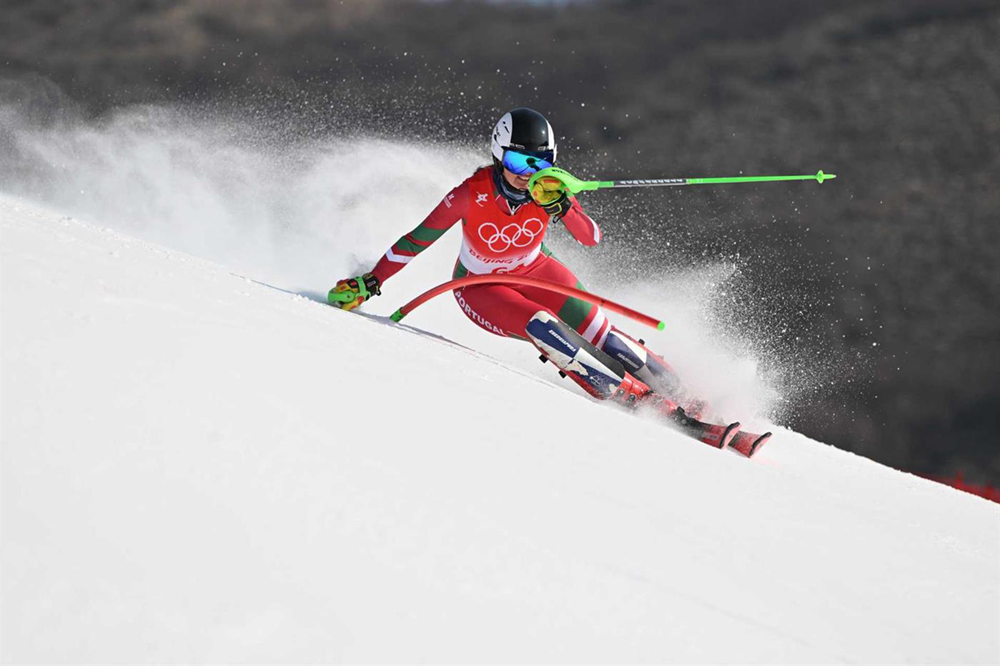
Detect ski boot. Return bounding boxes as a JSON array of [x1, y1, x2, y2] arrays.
[[526, 311, 740, 449], [601, 327, 709, 418]]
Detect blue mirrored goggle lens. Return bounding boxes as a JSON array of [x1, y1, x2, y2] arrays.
[[502, 149, 555, 175]]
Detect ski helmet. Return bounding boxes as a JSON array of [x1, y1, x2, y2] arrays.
[[491, 107, 557, 168]]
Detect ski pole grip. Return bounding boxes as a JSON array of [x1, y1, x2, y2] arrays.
[[528, 167, 606, 197]]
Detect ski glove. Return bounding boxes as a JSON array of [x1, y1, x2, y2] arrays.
[[329, 272, 381, 311], [540, 191, 573, 219], [531, 175, 573, 219]]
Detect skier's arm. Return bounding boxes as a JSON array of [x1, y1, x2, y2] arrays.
[[534, 181, 602, 246], [370, 185, 469, 284], [555, 196, 602, 247]]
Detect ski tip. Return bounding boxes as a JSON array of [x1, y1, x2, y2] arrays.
[[816, 170, 836, 183], [656, 321, 666, 331], [731, 431, 773, 458], [749, 432, 772, 457], [389, 308, 405, 323], [721, 422, 741, 449]]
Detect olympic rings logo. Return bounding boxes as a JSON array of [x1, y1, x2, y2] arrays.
[[478, 218, 544, 252]]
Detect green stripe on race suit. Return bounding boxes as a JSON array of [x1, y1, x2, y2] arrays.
[[410, 224, 449, 244], [394, 236, 424, 254], [540, 245, 595, 330], [556, 280, 594, 330]]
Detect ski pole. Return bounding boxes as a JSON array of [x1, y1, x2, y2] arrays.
[[528, 167, 835, 199], [388, 274, 665, 330]]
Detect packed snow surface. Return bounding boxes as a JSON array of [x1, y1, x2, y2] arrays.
[[2, 195, 998, 663]]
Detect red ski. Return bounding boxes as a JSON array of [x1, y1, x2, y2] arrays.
[[638, 396, 742, 450], [671, 408, 742, 450], [728, 430, 772, 458], [671, 396, 771, 457]]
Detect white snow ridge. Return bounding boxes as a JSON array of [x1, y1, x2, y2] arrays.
[[2, 194, 998, 663]]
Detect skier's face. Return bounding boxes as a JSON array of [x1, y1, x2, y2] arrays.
[[502, 167, 532, 191]]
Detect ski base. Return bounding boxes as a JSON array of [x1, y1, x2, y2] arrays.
[[729, 430, 772, 458]]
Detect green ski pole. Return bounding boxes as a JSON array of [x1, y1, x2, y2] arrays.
[[528, 167, 836, 199]]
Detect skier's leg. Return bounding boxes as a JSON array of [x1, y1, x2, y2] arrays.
[[600, 327, 683, 396], [516, 254, 691, 401], [453, 279, 650, 404], [452, 253, 606, 343], [451, 283, 521, 339], [453, 282, 735, 445], [516, 254, 711, 418], [524, 310, 651, 404], [600, 326, 710, 418], [451, 259, 541, 339], [526, 310, 738, 446], [516, 252, 612, 347]]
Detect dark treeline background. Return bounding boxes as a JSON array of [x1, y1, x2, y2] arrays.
[[3, 0, 998, 482]]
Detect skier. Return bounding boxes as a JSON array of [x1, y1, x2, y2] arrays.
[[332, 107, 735, 443]]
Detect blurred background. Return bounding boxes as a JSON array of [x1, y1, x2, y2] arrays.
[[2, 0, 998, 484]]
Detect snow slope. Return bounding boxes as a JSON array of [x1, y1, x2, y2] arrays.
[[2, 195, 998, 663]]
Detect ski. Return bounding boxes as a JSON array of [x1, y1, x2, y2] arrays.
[[637, 395, 741, 449], [728, 430, 772, 458], [670, 397, 770, 457], [669, 407, 742, 449]]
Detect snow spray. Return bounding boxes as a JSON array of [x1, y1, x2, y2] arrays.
[[0, 85, 809, 426]]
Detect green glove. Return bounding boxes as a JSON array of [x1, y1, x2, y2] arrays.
[[329, 273, 381, 311]]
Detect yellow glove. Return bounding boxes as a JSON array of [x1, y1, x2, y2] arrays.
[[530, 176, 566, 206], [531, 176, 572, 218]]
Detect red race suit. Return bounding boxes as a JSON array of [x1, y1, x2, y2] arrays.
[[371, 166, 611, 346]]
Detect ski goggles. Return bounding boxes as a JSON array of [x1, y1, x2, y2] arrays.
[[501, 148, 555, 175]]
